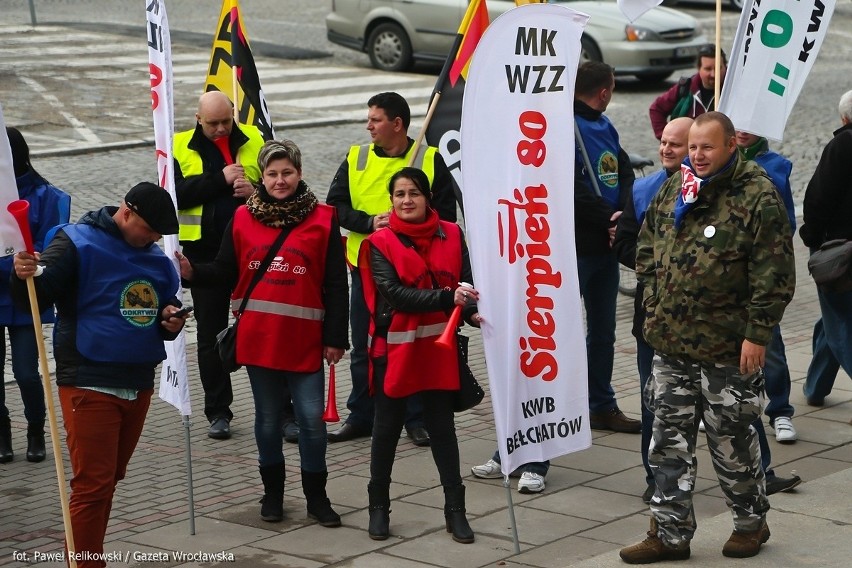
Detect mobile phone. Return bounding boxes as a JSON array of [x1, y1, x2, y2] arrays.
[[172, 306, 194, 318]]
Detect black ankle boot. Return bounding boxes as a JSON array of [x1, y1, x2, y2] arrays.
[[26, 420, 46, 463], [302, 469, 341, 527], [367, 481, 390, 540], [444, 484, 474, 544], [259, 463, 286, 522], [0, 416, 13, 463]]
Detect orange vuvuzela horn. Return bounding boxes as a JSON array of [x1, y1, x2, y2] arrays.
[[435, 304, 462, 349], [323, 363, 340, 423]]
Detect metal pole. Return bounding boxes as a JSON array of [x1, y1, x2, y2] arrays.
[[504, 477, 521, 554], [28, 0, 37, 26], [182, 414, 196, 535]]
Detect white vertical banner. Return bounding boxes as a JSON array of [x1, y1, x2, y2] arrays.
[[617, 0, 663, 22], [461, 4, 591, 476], [0, 105, 28, 256], [147, 0, 191, 415], [719, 0, 835, 141]]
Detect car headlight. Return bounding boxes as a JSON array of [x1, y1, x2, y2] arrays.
[[625, 25, 662, 42]]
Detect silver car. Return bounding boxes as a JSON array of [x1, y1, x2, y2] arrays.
[[326, 0, 708, 81]]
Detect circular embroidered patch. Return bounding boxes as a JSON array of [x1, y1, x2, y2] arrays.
[[120, 280, 159, 328], [597, 150, 619, 188]]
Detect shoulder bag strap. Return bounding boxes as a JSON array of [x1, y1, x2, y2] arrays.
[[235, 226, 292, 317]]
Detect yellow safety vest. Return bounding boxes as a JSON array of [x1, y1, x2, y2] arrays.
[[345, 143, 436, 266], [173, 124, 264, 241]]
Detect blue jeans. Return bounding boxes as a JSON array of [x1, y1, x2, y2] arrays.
[[346, 268, 423, 430], [488, 451, 550, 476], [763, 325, 794, 423], [637, 336, 654, 485], [0, 325, 45, 422], [247, 366, 327, 471], [577, 253, 619, 413], [803, 316, 844, 402]]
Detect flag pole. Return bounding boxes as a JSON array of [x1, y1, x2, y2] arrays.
[[408, 31, 463, 167], [7, 202, 77, 567], [230, 0, 239, 124], [714, 0, 722, 106]]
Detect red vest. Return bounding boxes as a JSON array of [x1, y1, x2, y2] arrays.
[[231, 205, 333, 372], [360, 221, 462, 397]]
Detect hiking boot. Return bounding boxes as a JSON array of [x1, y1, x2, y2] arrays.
[[620, 519, 690, 564], [722, 520, 770, 558]]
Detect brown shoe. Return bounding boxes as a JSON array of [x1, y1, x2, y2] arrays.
[[722, 520, 770, 558], [620, 519, 690, 564], [590, 408, 641, 433]]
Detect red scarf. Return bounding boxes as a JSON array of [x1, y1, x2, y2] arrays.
[[389, 208, 440, 261], [213, 136, 234, 165]]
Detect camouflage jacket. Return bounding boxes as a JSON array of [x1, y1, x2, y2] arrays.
[[635, 155, 795, 366]]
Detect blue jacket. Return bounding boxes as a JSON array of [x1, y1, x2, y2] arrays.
[[0, 171, 70, 325]]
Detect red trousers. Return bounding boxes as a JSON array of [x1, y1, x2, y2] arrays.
[[59, 386, 151, 568]]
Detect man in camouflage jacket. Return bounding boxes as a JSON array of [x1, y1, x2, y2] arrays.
[[621, 112, 795, 564]]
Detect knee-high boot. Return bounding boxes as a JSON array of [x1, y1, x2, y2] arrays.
[[367, 481, 391, 540], [26, 420, 46, 463], [444, 484, 474, 544], [259, 463, 286, 522], [302, 469, 341, 527], [0, 416, 12, 463]]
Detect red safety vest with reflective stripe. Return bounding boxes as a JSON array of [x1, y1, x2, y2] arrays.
[[231, 205, 333, 372], [360, 221, 462, 397]]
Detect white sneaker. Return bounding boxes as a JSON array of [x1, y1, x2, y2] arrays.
[[471, 458, 502, 479], [773, 417, 798, 443], [517, 472, 545, 494]]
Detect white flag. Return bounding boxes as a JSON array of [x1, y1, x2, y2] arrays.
[[147, 0, 192, 415], [461, 4, 591, 476], [719, 0, 835, 141], [0, 105, 28, 257], [617, 0, 663, 22]]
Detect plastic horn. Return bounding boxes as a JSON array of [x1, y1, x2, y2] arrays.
[[8, 199, 34, 253], [322, 363, 340, 423], [8, 200, 78, 567], [435, 304, 462, 350]]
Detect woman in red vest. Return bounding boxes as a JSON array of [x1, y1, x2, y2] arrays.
[[178, 140, 349, 526], [359, 167, 482, 543]]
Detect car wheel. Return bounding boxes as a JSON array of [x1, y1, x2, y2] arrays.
[[580, 35, 602, 64], [367, 22, 413, 72], [730, 0, 744, 8], [636, 71, 672, 83]]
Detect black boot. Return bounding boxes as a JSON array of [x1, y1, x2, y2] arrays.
[[444, 484, 474, 544], [367, 481, 390, 540], [0, 416, 12, 463], [259, 463, 286, 522], [302, 469, 341, 527], [26, 420, 46, 463]]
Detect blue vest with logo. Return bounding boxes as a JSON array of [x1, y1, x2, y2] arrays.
[[575, 115, 622, 209], [63, 224, 178, 364], [632, 169, 669, 225], [754, 151, 796, 231]]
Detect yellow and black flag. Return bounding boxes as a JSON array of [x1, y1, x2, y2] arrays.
[[204, 0, 275, 140]]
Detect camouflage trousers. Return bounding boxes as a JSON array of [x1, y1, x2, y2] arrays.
[[647, 354, 769, 547]]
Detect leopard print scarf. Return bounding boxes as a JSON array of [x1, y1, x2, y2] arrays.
[[245, 180, 318, 228]]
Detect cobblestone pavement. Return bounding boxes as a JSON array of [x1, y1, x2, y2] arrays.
[[1, 3, 852, 567]]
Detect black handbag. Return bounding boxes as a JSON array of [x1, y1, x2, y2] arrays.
[[808, 239, 852, 291], [215, 226, 292, 372], [453, 333, 484, 412]]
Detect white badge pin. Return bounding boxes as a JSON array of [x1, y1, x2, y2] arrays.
[[704, 225, 716, 238]]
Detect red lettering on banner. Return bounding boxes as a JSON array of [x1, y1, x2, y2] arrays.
[[155, 149, 169, 188], [149, 63, 163, 110], [498, 111, 561, 381]]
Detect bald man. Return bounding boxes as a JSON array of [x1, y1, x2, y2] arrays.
[[174, 91, 265, 439], [614, 116, 692, 504]]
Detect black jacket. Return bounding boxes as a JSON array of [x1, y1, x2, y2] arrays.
[[574, 100, 635, 257], [800, 123, 852, 248], [10, 207, 181, 390], [174, 122, 254, 262]]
